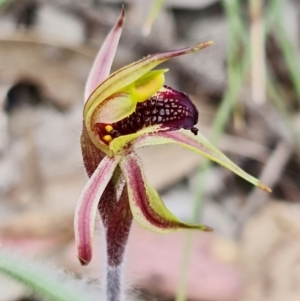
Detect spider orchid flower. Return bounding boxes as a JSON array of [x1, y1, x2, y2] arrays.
[[74, 7, 271, 301]]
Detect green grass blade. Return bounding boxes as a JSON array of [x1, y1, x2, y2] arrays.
[[276, 24, 300, 103], [0, 249, 90, 301], [0, 0, 12, 8], [142, 0, 165, 36]]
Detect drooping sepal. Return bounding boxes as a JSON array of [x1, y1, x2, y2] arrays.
[[120, 153, 212, 233], [97, 166, 124, 228], [74, 155, 121, 266]]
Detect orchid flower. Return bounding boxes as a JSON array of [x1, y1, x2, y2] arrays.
[[74, 7, 271, 301]]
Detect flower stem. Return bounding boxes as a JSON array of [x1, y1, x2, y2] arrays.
[[101, 186, 132, 301], [106, 265, 123, 301]]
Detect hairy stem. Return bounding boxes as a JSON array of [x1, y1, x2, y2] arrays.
[[101, 186, 132, 301], [106, 265, 123, 301]]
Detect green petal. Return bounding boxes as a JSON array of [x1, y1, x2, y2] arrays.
[[92, 93, 136, 124], [131, 130, 272, 192], [84, 41, 212, 117], [92, 69, 168, 125], [120, 153, 212, 233], [109, 125, 162, 155]]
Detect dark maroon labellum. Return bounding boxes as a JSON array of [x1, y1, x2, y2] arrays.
[[94, 86, 199, 144]]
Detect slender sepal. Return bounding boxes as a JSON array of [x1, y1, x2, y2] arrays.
[[84, 7, 125, 101], [74, 155, 121, 266], [120, 153, 212, 233], [98, 166, 125, 228], [129, 130, 272, 192]]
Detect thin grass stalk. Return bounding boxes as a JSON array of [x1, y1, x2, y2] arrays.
[[265, 0, 282, 31], [0, 250, 85, 301], [276, 24, 300, 104], [267, 75, 300, 149], [265, 0, 300, 146], [222, 1, 246, 41], [175, 2, 250, 300], [0, 0, 10, 7], [175, 0, 294, 299], [249, 0, 266, 104], [267, 0, 300, 101], [175, 54, 250, 301], [221, 0, 248, 130], [142, 0, 166, 36]]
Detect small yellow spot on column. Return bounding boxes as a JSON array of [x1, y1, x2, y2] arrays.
[[103, 135, 112, 142], [105, 125, 114, 133]]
